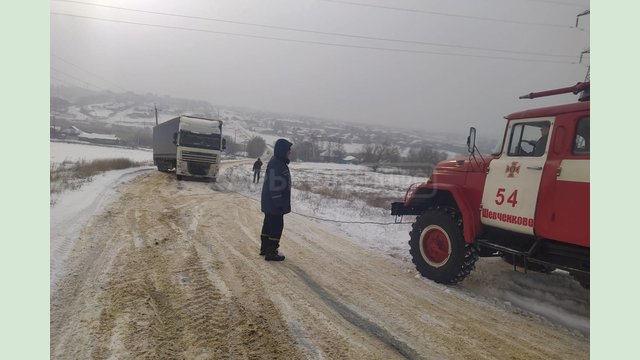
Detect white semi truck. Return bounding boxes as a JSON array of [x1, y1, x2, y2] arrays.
[[153, 115, 225, 181]]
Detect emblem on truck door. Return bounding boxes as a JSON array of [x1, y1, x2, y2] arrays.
[[505, 161, 521, 178]]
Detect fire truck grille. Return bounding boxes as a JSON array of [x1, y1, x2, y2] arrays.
[[182, 151, 217, 164]]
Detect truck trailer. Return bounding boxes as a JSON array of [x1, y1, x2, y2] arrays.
[[153, 115, 225, 181]]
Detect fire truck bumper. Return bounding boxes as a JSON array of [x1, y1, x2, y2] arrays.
[[391, 202, 423, 216]]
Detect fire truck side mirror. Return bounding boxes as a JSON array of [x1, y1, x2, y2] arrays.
[[222, 138, 227, 150], [467, 127, 476, 154]]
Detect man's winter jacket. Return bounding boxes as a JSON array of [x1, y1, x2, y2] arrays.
[[261, 139, 292, 215]]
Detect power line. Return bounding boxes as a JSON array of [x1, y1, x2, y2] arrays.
[[51, 53, 128, 91], [50, 75, 74, 86], [51, 67, 91, 88], [318, 0, 575, 28], [50, 66, 102, 90], [520, 0, 586, 7], [53, 0, 576, 59], [51, 12, 577, 65]]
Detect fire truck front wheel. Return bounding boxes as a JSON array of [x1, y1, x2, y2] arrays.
[[409, 207, 478, 284]]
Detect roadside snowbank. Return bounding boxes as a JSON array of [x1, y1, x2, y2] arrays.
[[50, 166, 154, 288], [50, 141, 156, 288]]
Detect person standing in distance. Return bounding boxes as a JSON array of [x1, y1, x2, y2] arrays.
[[252, 157, 263, 183], [260, 139, 293, 261]]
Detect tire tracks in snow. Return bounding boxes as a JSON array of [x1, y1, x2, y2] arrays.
[[51, 171, 302, 359], [286, 263, 422, 359]]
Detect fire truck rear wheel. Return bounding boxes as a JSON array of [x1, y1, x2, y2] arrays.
[[409, 207, 478, 284]]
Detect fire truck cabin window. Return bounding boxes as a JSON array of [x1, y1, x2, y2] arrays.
[[507, 121, 550, 157], [573, 117, 590, 155]]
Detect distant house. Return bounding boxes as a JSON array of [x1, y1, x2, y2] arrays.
[[57, 125, 119, 144], [50, 126, 62, 138], [58, 126, 83, 138], [340, 155, 359, 165], [318, 150, 332, 162], [77, 132, 120, 145]]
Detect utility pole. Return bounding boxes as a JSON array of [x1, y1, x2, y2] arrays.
[[575, 10, 590, 28], [576, 9, 590, 82], [580, 49, 590, 81], [154, 103, 159, 126]]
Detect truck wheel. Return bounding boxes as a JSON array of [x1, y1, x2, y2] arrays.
[[409, 207, 478, 284]]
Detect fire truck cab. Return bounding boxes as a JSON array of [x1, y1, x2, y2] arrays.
[[391, 83, 590, 287]]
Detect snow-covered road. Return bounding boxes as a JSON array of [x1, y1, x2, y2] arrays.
[[51, 168, 588, 359]]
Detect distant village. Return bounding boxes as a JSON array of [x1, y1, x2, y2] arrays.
[[50, 124, 120, 145], [50, 87, 483, 174]]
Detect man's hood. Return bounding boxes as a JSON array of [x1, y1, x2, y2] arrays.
[[274, 139, 293, 162]]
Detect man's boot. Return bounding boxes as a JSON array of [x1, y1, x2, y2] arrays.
[[264, 240, 285, 261], [259, 236, 268, 256]]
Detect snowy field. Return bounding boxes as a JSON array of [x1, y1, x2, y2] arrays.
[[50, 140, 153, 164], [49, 143, 589, 337]]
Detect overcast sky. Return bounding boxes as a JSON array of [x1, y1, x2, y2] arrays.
[[50, 0, 590, 137]]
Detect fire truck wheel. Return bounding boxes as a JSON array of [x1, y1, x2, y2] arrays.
[[409, 207, 478, 284]]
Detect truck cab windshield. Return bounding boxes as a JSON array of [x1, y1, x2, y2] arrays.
[[180, 131, 221, 150]]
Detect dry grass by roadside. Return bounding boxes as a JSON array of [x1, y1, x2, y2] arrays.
[[50, 158, 144, 194], [294, 182, 399, 210], [219, 165, 401, 212]]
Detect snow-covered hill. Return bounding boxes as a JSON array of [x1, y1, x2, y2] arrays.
[[51, 86, 470, 159]]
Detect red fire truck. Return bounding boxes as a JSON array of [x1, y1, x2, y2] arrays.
[[391, 82, 590, 288]]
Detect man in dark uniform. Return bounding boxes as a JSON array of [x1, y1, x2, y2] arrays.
[[260, 139, 293, 261], [252, 158, 263, 183], [532, 123, 550, 156]]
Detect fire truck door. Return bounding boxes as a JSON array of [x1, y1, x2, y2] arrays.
[[480, 118, 553, 235], [545, 116, 590, 246]]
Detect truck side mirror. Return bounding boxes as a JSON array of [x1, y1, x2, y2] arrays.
[[172, 132, 177, 145], [222, 138, 227, 150], [467, 127, 476, 154]]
